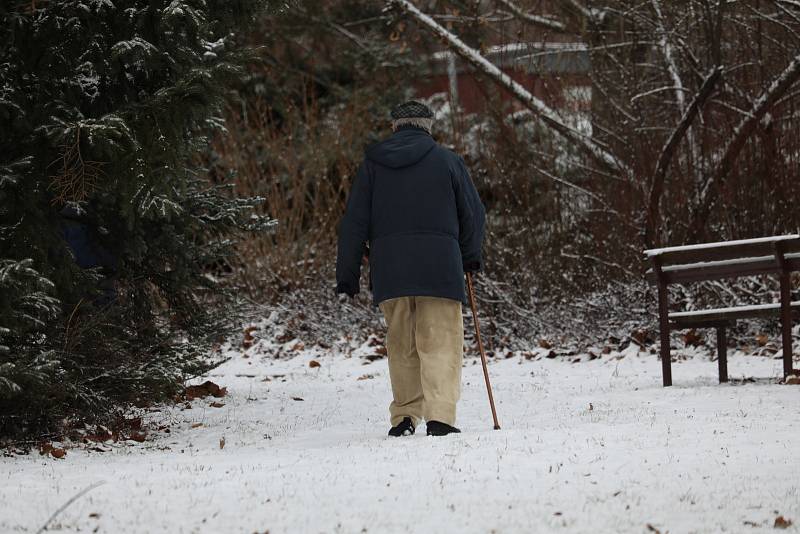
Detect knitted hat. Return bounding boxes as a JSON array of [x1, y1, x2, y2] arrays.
[[390, 100, 434, 120]]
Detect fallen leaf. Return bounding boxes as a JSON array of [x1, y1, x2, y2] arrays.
[[291, 397, 304, 401], [243, 327, 257, 349], [374, 346, 387, 356], [364, 354, 384, 362], [631, 329, 650, 346], [357, 374, 375, 381], [291, 341, 305, 351], [539, 338, 552, 349], [209, 402, 226, 408], [785, 375, 800, 385], [645, 524, 661, 534], [219, 437, 226, 450], [756, 334, 769, 347], [89, 513, 100, 519], [276, 332, 294, 343], [185, 381, 227, 400], [191, 422, 203, 429], [129, 431, 147, 443], [775, 516, 793, 529], [682, 329, 704, 347], [309, 360, 321, 368], [51, 448, 66, 459], [589, 403, 594, 411]]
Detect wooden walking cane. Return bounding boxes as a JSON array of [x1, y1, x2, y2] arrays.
[[466, 272, 501, 430]]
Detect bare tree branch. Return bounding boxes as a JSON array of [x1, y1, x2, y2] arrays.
[[495, 0, 567, 32], [643, 66, 722, 247], [688, 53, 800, 240], [385, 0, 630, 176], [564, 0, 606, 24]]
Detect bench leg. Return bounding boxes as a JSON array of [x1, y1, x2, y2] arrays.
[[716, 327, 728, 383], [657, 281, 672, 387], [779, 273, 794, 379]]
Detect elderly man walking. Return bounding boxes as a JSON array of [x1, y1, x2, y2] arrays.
[[336, 100, 486, 437]]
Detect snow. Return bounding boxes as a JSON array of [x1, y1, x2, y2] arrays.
[[659, 254, 773, 271], [644, 234, 800, 257], [2, 333, 799, 533], [670, 301, 800, 318], [111, 37, 158, 56]]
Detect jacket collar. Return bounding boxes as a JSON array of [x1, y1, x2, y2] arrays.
[[394, 124, 432, 135]]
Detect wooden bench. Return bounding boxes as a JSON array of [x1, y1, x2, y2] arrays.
[[645, 235, 800, 386]]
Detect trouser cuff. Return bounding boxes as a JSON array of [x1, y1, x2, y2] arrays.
[[424, 400, 457, 426]]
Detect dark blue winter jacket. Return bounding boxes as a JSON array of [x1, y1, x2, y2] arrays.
[[336, 126, 486, 305]]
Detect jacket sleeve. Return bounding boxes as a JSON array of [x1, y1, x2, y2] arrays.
[[452, 155, 486, 272], [336, 161, 372, 295]]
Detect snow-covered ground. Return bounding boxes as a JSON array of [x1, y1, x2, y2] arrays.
[[2, 331, 799, 533]]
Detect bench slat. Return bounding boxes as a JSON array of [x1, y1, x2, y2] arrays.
[[644, 235, 800, 266], [669, 301, 800, 326], [645, 252, 800, 285]]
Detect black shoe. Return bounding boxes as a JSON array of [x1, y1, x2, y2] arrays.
[[388, 417, 415, 437], [426, 421, 461, 436]]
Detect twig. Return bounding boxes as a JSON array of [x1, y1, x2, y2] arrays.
[[63, 298, 85, 352], [36, 481, 106, 534]]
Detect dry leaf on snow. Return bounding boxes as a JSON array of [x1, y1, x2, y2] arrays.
[[128, 431, 147, 443], [185, 381, 227, 400], [774, 516, 793, 529]]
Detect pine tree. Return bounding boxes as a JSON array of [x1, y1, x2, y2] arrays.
[[0, 0, 277, 439]]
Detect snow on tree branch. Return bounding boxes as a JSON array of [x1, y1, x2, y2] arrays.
[[565, 0, 606, 24], [495, 0, 566, 32], [650, 0, 686, 112], [385, 0, 629, 176]]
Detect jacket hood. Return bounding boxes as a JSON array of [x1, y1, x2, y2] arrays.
[[366, 127, 436, 169]]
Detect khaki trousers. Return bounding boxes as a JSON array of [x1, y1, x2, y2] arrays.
[[378, 296, 464, 427]]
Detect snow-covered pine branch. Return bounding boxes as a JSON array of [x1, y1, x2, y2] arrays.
[[385, 0, 630, 177]]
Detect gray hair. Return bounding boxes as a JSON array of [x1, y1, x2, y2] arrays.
[[392, 116, 434, 133]]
